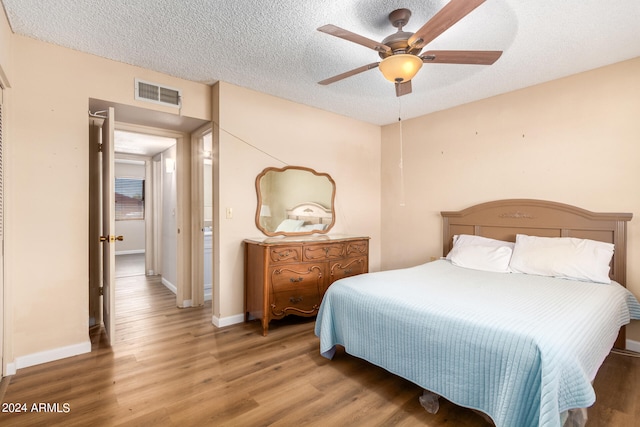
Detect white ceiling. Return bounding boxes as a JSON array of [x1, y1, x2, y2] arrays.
[[114, 130, 176, 157], [3, 0, 639, 126]]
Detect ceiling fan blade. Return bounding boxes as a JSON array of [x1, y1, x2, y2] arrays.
[[317, 24, 391, 53], [395, 80, 412, 97], [421, 50, 502, 65], [408, 0, 486, 49], [318, 62, 380, 85]]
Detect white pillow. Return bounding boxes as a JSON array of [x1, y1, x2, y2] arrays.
[[274, 219, 305, 232], [446, 234, 514, 273], [509, 234, 614, 284], [446, 234, 515, 260], [299, 223, 327, 231], [448, 244, 513, 273]]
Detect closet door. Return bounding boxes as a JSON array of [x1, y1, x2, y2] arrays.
[[0, 90, 4, 373]]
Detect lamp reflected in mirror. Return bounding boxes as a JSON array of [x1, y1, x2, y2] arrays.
[[259, 204, 272, 229]]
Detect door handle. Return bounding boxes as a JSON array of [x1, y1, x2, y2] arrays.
[[99, 235, 124, 242]]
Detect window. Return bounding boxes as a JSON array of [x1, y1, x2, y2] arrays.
[[115, 178, 145, 220]]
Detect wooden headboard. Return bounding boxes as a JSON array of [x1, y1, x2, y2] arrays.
[[286, 202, 333, 226], [441, 199, 632, 286], [442, 199, 633, 349]]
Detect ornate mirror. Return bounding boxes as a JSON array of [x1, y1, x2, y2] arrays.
[[255, 166, 336, 236]]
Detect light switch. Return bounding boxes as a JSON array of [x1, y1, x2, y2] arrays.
[[226, 207, 233, 219]]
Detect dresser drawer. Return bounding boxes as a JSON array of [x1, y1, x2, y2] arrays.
[[268, 245, 302, 264], [270, 264, 323, 292], [330, 257, 368, 283], [303, 243, 345, 261], [270, 265, 323, 317], [270, 287, 322, 317], [346, 240, 369, 257]]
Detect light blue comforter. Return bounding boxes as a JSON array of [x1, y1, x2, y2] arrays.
[[315, 260, 640, 427]]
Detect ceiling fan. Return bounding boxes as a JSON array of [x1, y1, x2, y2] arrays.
[[317, 0, 502, 97]]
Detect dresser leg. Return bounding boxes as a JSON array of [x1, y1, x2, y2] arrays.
[[262, 319, 269, 336]]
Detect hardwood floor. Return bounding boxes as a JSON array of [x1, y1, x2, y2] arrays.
[[1, 274, 640, 426], [115, 253, 146, 278]]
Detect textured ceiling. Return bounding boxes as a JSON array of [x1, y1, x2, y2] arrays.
[[114, 130, 176, 157], [3, 0, 639, 125]]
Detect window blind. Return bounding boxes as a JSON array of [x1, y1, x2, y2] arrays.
[[115, 178, 144, 220]]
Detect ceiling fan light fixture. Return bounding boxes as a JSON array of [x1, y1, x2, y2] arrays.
[[379, 54, 423, 83]]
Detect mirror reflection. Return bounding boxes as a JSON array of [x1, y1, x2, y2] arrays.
[[255, 166, 336, 236]]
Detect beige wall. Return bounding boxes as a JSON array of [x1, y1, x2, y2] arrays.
[[3, 31, 210, 368], [212, 82, 381, 322], [1, 19, 381, 368], [381, 57, 640, 339]]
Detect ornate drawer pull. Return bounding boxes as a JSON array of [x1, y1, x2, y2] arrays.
[[277, 250, 290, 259], [290, 277, 304, 283], [289, 296, 303, 304]]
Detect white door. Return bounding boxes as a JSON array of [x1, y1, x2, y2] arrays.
[[101, 107, 117, 345]]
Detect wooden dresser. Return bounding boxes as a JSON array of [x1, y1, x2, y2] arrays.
[[244, 235, 369, 335]]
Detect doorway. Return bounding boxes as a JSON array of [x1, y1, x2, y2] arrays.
[[203, 130, 213, 301], [190, 125, 214, 307], [88, 99, 210, 343], [112, 129, 176, 284]]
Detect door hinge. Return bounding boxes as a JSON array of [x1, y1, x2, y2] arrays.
[[99, 287, 104, 296], [98, 143, 103, 153]]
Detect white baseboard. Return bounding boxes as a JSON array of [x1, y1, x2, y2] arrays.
[[161, 279, 210, 306], [5, 362, 16, 376], [626, 339, 640, 353], [115, 249, 145, 255], [161, 277, 177, 294], [212, 313, 244, 328], [7, 341, 91, 374]]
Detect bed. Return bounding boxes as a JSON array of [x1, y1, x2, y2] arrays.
[[314, 199, 640, 427], [273, 202, 333, 233]]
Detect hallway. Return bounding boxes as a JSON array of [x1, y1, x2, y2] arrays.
[[115, 253, 145, 278]]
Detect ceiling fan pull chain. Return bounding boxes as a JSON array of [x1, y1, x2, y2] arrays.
[[398, 98, 405, 207]]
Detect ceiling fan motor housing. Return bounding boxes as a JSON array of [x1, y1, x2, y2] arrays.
[[379, 9, 422, 59], [380, 31, 421, 58]]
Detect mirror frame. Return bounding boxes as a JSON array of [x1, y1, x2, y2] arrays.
[[255, 165, 336, 237]]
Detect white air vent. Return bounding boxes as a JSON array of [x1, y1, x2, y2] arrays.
[[134, 78, 181, 108]]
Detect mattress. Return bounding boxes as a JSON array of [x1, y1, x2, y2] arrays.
[[315, 260, 640, 427]]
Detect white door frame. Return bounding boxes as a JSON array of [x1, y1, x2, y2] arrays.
[[190, 124, 212, 307]]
